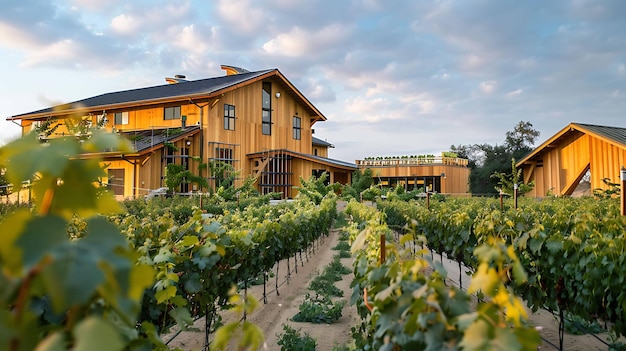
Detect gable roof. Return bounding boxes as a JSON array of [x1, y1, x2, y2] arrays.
[[247, 149, 356, 171], [516, 122, 626, 166], [8, 68, 327, 123], [312, 136, 334, 148], [122, 126, 201, 153]]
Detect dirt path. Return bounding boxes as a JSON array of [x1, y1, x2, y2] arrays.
[[166, 227, 358, 350]]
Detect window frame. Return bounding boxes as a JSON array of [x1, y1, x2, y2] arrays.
[[292, 116, 301, 140], [164, 106, 181, 120], [224, 104, 235, 130], [262, 82, 272, 135], [114, 111, 129, 125]]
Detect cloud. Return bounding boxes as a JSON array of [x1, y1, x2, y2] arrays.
[[480, 81, 497, 94], [111, 14, 140, 34], [217, 0, 265, 34], [262, 24, 351, 57], [506, 89, 523, 97]]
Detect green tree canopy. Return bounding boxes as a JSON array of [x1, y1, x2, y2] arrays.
[[451, 121, 539, 195]]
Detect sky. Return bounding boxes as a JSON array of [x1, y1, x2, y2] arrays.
[[1, 0, 625, 162]]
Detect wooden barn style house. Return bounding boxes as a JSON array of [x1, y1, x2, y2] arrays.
[[517, 123, 626, 197], [355, 154, 471, 195], [7, 66, 356, 199]]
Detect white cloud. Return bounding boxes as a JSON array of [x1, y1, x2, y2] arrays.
[[22, 39, 80, 67], [480, 80, 497, 94], [111, 14, 140, 34], [263, 24, 351, 57], [506, 89, 523, 97], [217, 0, 265, 34], [171, 24, 214, 55]]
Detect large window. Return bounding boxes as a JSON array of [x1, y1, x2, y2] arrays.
[[292, 116, 301, 140], [262, 82, 272, 135], [164, 106, 181, 120], [114, 112, 129, 125], [224, 104, 235, 130]]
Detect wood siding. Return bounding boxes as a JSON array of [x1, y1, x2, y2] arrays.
[[360, 164, 470, 194], [520, 129, 626, 197]]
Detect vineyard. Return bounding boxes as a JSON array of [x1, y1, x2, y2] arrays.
[[1, 132, 625, 350]]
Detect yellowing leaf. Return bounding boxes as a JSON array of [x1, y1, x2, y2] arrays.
[[155, 285, 177, 304], [468, 263, 500, 296], [459, 319, 489, 350], [129, 264, 155, 300]]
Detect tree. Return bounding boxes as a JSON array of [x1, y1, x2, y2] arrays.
[[491, 158, 535, 196], [165, 163, 208, 194], [451, 121, 540, 195]]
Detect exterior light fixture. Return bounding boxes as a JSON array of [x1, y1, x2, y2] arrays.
[[275, 92, 281, 98]]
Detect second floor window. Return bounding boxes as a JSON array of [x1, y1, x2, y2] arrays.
[[293, 116, 301, 140], [224, 104, 235, 130], [164, 106, 181, 120], [114, 112, 129, 125], [262, 82, 272, 135]]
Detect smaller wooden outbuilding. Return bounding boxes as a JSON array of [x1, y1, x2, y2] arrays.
[[516, 123, 626, 197], [355, 154, 470, 195]]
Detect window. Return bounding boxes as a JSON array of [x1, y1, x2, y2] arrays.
[[114, 112, 129, 125], [164, 106, 181, 120], [262, 82, 272, 135], [292, 116, 301, 140], [224, 104, 235, 130]]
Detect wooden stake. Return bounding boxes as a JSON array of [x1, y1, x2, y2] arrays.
[[380, 234, 386, 266], [620, 166, 626, 216]]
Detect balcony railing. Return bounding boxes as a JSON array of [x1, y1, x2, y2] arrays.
[[355, 156, 469, 167]]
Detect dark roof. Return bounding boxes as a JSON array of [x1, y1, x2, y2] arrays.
[[517, 122, 626, 166], [121, 126, 200, 153], [573, 123, 626, 146], [312, 136, 334, 148], [247, 149, 356, 170], [12, 69, 275, 118]]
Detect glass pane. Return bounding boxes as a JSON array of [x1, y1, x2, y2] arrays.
[[262, 110, 271, 122], [262, 83, 271, 109], [263, 123, 271, 135]]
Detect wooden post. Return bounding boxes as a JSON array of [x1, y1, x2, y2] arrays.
[[379, 234, 386, 266], [513, 183, 518, 210], [620, 166, 626, 216]]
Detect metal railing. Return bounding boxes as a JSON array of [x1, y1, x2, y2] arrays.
[[355, 156, 469, 167]]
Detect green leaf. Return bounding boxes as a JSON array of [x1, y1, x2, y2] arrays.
[[179, 235, 199, 247], [17, 215, 67, 269], [169, 307, 194, 329], [40, 243, 105, 312], [0, 209, 30, 275], [0, 134, 79, 185], [183, 272, 202, 293], [491, 327, 521, 351], [73, 316, 124, 351]]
